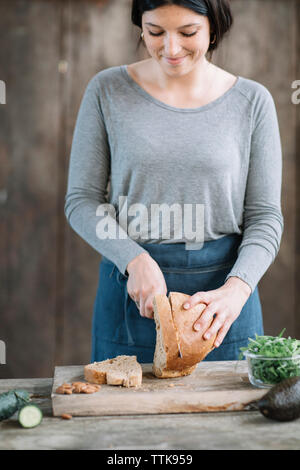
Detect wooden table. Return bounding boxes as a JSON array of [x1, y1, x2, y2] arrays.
[[1, 366, 300, 450]]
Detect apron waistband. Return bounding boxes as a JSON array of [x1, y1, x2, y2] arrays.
[[102, 233, 242, 272], [138, 234, 242, 268]]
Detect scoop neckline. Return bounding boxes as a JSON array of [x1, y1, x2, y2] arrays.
[[121, 64, 241, 113]]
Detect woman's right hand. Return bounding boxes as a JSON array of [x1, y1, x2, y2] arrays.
[[126, 253, 167, 319]]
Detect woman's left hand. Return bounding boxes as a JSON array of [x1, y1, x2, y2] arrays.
[[183, 277, 252, 348]]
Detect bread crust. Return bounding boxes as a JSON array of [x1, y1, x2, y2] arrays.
[[152, 363, 197, 378], [169, 292, 216, 369], [152, 292, 216, 377]]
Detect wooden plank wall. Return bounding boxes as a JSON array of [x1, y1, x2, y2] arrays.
[[0, 0, 299, 378], [0, 0, 61, 379]]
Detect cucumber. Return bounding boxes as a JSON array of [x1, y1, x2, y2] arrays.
[[0, 390, 31, 421], [18, 404, 43, 428]]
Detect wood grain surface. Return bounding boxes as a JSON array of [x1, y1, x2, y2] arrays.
[[52, 361, 266, 416], [2, 372, 300, 450]]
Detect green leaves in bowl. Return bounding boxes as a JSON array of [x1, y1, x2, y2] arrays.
[[240, 329, 300, 385]]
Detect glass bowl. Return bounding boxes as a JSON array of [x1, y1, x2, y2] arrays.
[[243, 350, 300, 388]]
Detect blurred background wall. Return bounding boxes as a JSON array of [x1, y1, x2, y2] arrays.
[[0, 0, 299, 378]]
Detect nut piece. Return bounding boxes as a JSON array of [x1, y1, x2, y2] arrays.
[[56, 381, 101, 395], [61, 413, 72, 420], [56, 383, 74, 394], [82, 384, 101, 394], [82, 386, 96, 394], [71, 381, 101, 393], [72, 382, 88, 393]]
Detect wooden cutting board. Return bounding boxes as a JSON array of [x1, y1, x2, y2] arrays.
[[51, 361, 267, 417]]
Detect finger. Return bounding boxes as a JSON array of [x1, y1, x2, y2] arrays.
[[139, 296, 153, 319], [139, 297, 146, 318], [129, 290, 139, 303], [202, 312, 227, 340], [214, 320, 232, 347], [193, 304, 217, 332], [183, 291, 212, 310], [144, 297, 154, 319], [145, 308, 154, 319]]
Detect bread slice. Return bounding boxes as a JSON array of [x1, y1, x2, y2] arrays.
[[152, 292, 216, 378], [84, 355, 142, 388]]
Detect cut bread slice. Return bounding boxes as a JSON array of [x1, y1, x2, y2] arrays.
[[152, 292, 216, 378], [84, 355, 142, 388]]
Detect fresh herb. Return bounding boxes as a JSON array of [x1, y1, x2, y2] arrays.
[[240, 329, 300, 385]]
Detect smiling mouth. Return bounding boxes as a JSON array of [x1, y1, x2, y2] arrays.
[[164, 56, 187, 64]]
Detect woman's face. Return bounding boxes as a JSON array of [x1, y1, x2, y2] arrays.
[[141, 4, 212, 76]]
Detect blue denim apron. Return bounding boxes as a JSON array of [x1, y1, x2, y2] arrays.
[[91, 234, 264, 363]]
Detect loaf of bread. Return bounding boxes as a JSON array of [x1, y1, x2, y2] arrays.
[[84, 355, 142, 388], [152, 292, 216, 378]]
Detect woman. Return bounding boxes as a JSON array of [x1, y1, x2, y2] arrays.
[[65, 0, 283, 363]]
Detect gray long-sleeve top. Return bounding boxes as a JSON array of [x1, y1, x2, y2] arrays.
[[64, 65, 284, 294]]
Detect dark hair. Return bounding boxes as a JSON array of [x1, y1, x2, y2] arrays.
[[131, 0, 233, 60]]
